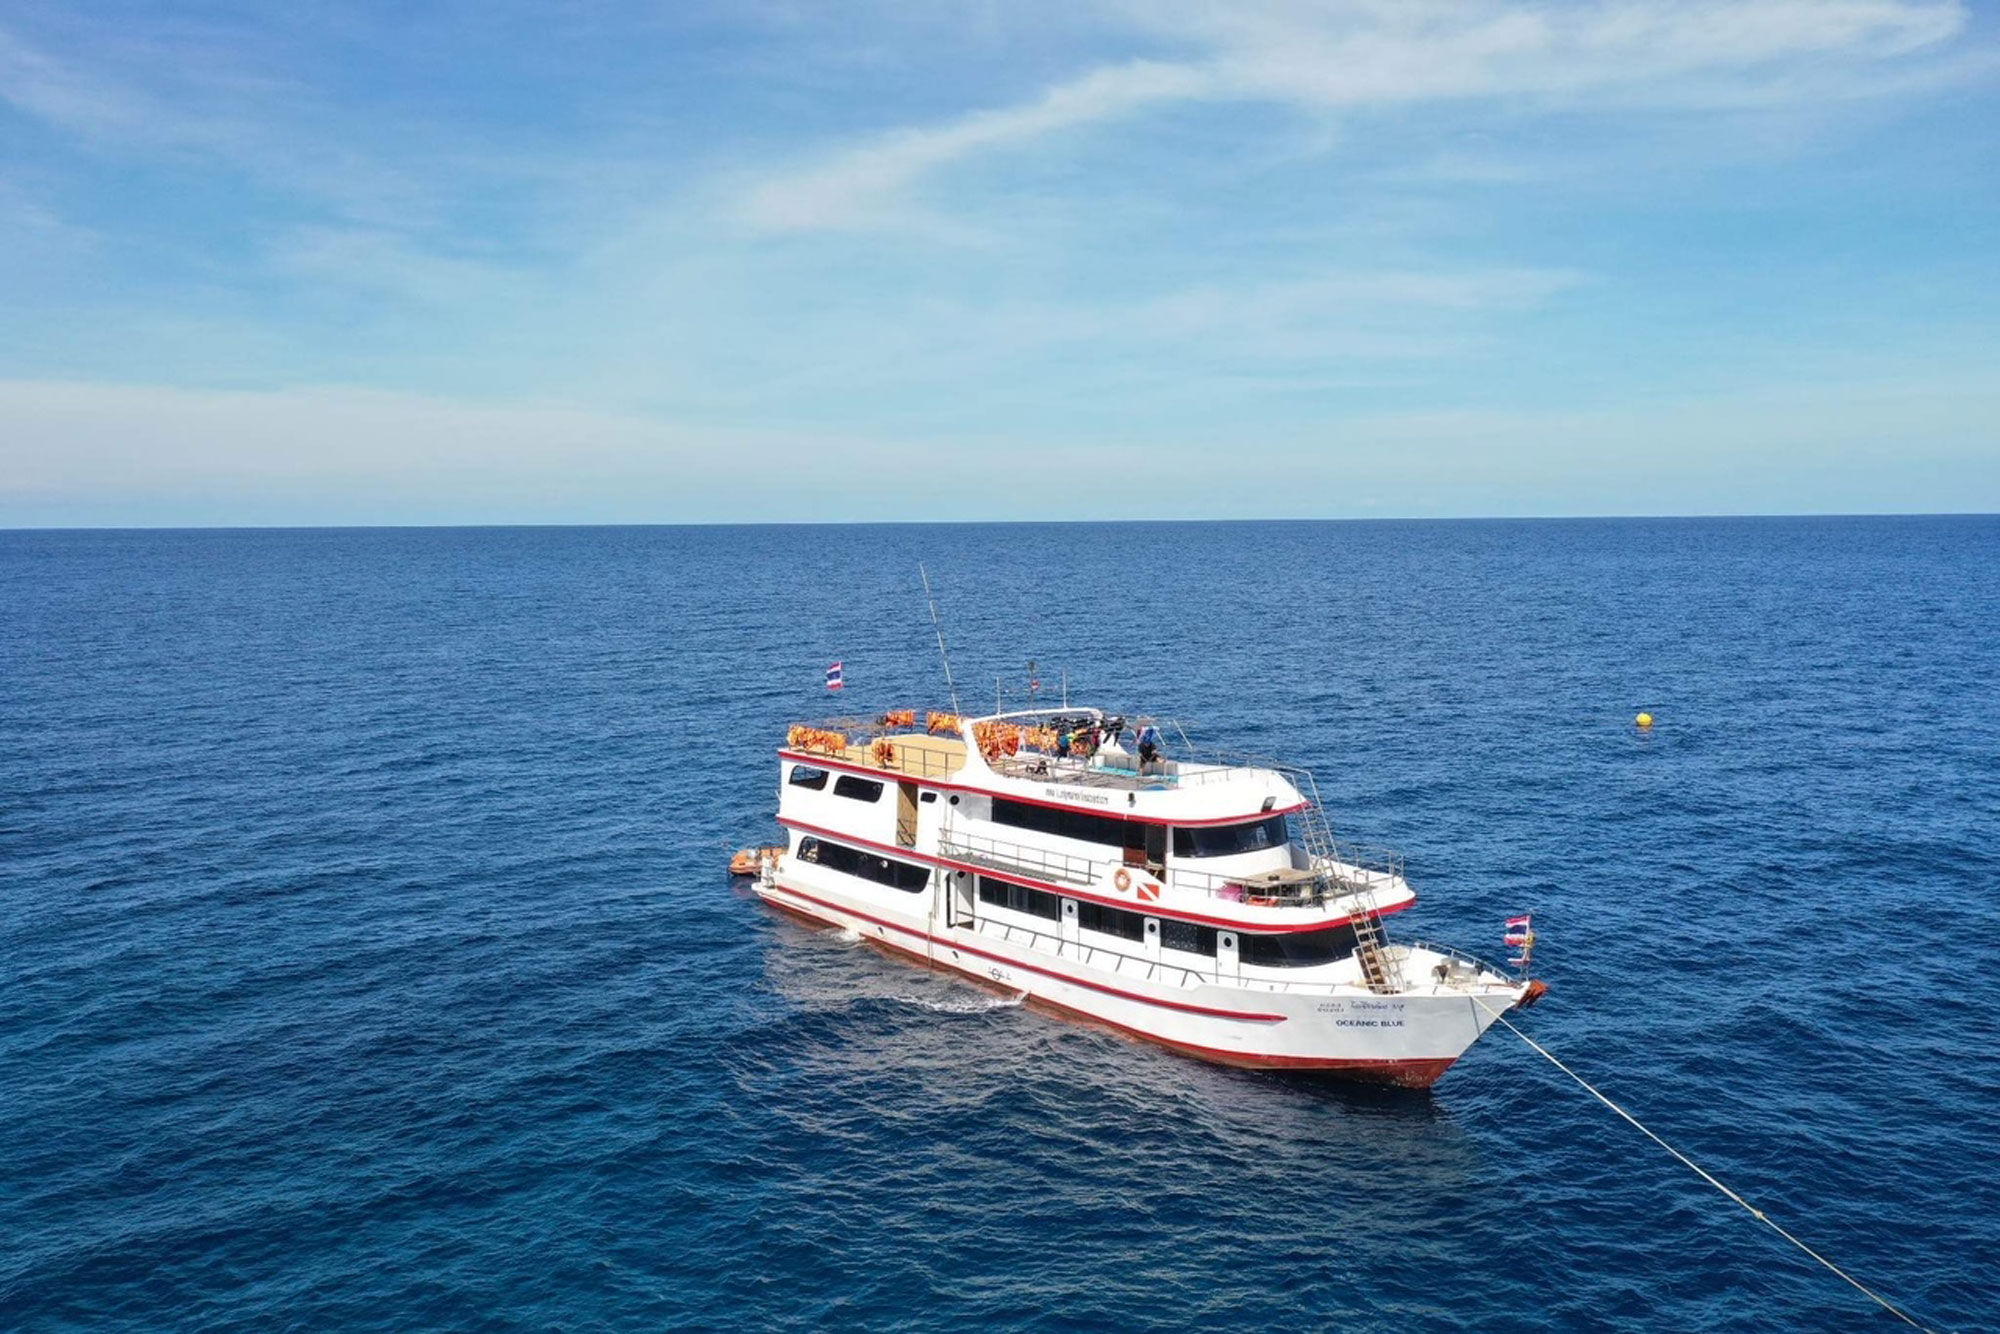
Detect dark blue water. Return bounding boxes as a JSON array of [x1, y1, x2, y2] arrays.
[[4, 519, 1998, 1331]]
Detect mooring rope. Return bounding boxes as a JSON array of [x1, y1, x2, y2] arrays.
[[1478, 1001, 1934, 1332]]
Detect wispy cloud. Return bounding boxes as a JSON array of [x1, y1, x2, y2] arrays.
[[0, 21, 477, 233], [742, 59, 1208, 231], [741, 0, 1971, 233]]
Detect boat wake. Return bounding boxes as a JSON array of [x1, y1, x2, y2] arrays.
[[891, 991, 1026, 1014]]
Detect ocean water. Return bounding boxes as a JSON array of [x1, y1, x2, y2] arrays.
[[3, 518, 1997, 1332]]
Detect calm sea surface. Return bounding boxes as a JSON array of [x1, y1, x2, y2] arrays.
[[3, 518, 1998, 1331]]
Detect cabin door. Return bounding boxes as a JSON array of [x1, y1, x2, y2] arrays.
[[896, 781, 919, 848], [942, 870, 976, 930]]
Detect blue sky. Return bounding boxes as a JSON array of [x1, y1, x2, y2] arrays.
[[2, 0, 1996, 525]]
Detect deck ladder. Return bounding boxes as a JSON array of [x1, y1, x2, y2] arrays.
[[1288, 772, 1403, 994]]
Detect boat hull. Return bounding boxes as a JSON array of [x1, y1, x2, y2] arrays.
[[757, 872, 1519, 1089]]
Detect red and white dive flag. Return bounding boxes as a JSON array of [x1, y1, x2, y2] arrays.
[[1503, 914, 1534, 947], [826, 661, 844, 691]]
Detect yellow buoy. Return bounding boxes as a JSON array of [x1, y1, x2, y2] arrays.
[[1635, 712, 1654, 728]]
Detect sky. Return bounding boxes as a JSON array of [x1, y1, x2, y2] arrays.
[[1, 0, 1997, 526]]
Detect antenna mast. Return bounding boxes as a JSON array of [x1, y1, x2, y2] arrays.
[[918, 563, 961, 715]]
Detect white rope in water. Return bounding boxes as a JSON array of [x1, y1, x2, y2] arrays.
[[1478, 1001, 1934, 1332]]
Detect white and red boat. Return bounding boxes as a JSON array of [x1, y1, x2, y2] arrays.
[[752, 707, 1544, 1088]]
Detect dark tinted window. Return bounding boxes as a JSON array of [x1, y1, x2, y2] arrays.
[[832, 775, 884, 803], [796, 836, 929, 892], [991, 798, 1128, 847], [1159, 918, 1218, 957], [976, 876, 1062, 921], [1173, 815, 1289, 859], [788, 765, 829, 790], [1076, 899, 1147, 943], [1238, 922, 1360, 968]]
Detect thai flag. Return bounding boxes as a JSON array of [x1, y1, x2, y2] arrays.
[[1503, 914, 1534, 947], [826, 661, 844, 691]]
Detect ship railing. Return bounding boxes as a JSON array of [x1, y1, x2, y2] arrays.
[[978, 918, 1217, 990], [872, 745, 962, 780], [973, 916, 1444, 998], [793, 713, 941, 741], [935, 829, 1103, 888], [1400, 940, 1518, 988], [1166, 845, 1405, 909], [950, 712, 1343, 799], [981, 748, 1252, 792], [931, 826, 1407, 914], [784, 717, 965, 779], [786, 741, 960, 780]]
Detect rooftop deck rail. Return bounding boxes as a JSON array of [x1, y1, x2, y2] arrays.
[[784, 719, 966, 780]]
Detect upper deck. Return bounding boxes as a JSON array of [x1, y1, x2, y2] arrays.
[[782, 707, 1309, 824]]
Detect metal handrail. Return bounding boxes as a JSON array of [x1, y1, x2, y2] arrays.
[[972, 915, 1507, 999], [934, 824, 1401, 919], [936, 828, 1103, 887], [980, 918, 1214, 989], [1401, 939, 1518, 987], [784, 735, 962, 780]]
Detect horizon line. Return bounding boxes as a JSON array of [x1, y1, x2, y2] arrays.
[[3, 510, 1997, 533]]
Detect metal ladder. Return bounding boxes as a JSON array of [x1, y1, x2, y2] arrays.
[[1290, 771, 1403, 995]]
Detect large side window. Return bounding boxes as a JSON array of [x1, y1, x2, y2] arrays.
[[1238, 922, 1360, 968], [832, 774, 885, 803], [976, 876, 1062, 922], [1076, 899, 1147, 943], [796, 835, 927, 892], [1159, 918, 1218, 957], [1172, 814, 1290, 859], [788, 764, 830, 790], [991, 798, 1128, 848]]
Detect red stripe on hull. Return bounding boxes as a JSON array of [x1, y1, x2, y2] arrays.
[[758, 881, 1458, 1088]]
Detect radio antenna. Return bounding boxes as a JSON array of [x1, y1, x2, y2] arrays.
[[918, 563, 961, 715]]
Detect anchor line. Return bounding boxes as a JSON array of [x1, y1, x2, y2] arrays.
[[1476, 1000, 1933, 1333]]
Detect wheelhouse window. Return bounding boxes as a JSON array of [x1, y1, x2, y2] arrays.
[[832, 774, 885, 803], [796, 836, 929, 892], [787, 764, 830, 790], [991, 797, 1127, 848], [1238, 922, 1361, 968], [976, 876, 1062, 922], [1172, 814, 1289, 859]]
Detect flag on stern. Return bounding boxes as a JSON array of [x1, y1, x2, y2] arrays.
[[826, 661, 844, 691], [1503, 914, 1534, 947]]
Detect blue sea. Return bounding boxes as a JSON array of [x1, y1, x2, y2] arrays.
[[4, 518, 1998, 1331]]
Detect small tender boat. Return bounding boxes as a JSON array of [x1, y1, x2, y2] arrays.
[[751, 705, 1545, 1088], [729, 845, 783, 877]]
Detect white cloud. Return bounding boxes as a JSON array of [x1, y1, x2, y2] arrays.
[[741, 0, 1972, 233], [742, 59, 1208, 231]]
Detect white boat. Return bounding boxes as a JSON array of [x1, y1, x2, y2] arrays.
[[753, 707, 1544, 1088]]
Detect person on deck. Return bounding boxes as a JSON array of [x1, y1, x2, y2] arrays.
[[1056, 728, 1073, 759], [1136, 723, 1162, 773]]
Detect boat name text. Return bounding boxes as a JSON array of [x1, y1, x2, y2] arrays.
[[1043, 787, 1113, 808]]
